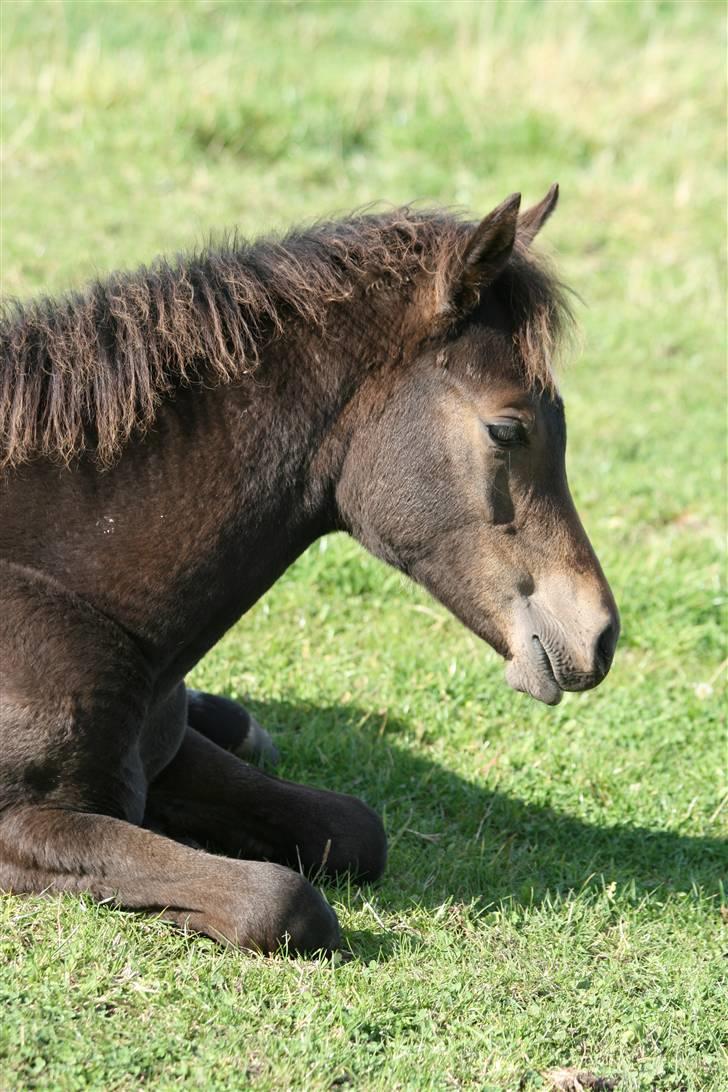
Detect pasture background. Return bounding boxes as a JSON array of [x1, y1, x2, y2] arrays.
[[0, 1, 725, 1089]]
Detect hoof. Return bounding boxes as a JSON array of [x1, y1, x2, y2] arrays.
[[250, 864, 341, 956], [165, 861, 341, 956], [234, 714, 280, 767], [324, 798, 388, 883], [186, 689, 279, 767], [292, 794, 388, 883]]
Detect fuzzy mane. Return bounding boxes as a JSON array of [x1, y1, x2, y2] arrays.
[[0, 208, 571, 468]]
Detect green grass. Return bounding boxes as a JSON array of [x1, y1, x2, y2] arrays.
[[1, 1, 726, 1089]]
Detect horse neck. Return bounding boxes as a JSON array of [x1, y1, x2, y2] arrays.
[[252, 288, 409, 529], [134, 288, 407, 686]]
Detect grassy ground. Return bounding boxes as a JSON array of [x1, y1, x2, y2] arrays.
[[1, 1, 726, 1089]]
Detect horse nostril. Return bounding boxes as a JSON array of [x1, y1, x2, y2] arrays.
[[596, 621, 617, 674]]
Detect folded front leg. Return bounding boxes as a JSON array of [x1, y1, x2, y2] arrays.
[[0, 805, 340, 954], [146, 726, 387, 881]]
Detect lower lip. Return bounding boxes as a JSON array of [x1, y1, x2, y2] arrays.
[[531, 636, 562, 698]]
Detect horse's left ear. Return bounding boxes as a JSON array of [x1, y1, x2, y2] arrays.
[[517, 182, 559, 246], [442, 192, 521, 315]]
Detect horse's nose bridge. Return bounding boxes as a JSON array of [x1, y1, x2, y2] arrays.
[[545, 493, 620, 667]]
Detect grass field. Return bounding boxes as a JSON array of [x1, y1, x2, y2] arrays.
[[1, 1, 726, 1089]]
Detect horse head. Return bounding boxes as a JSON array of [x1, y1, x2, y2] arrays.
[[336, 187, 619, 705]]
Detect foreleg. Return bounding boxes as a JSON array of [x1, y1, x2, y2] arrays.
[[146, 726, 387, 881], [0, 805, 339, 953]]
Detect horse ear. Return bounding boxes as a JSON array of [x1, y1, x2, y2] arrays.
[[518, 182, 559, 246], [444, 192, 521, 315]]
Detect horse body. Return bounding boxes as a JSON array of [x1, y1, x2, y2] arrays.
[[0, 189, 619, 953]]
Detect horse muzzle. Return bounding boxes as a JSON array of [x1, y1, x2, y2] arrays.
[[504, 592, 620, 706]]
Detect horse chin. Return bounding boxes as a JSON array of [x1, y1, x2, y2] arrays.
[[504, 642, 564, 706]]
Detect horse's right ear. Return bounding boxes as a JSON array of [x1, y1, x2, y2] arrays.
[[440, 193, 521, 316], [517, 182, 559, 246]]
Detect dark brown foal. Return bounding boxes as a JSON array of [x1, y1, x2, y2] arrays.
[[0, 191, 619, 953]]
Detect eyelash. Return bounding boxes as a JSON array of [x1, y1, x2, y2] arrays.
[[486, 422, 528, 447]]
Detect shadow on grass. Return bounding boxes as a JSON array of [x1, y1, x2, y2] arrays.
[[247, 698, 726, 933]]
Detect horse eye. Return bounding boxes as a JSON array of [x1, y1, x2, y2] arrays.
[[487, 421, 527, 447]]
